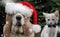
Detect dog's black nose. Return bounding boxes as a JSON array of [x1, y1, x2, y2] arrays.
[[16, 16, 21, 20]]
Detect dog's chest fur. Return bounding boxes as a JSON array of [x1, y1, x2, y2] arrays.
[[10, 33, 34, 37], [41, 25, 58, 37], [11, 25, 23, 33], [10, 25, 34, 37]]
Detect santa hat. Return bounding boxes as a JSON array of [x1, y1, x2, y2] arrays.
[[5, 2, 41, 33]]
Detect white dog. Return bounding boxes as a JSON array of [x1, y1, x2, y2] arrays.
[[41, 10, 60, 37]]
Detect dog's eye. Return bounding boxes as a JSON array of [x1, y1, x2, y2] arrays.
[[48, 19, 50, 21], [52, 19, 54, 21]]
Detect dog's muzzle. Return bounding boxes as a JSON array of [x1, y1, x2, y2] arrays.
[[16, 15, 21, 20], [16, 16, 22, 26]]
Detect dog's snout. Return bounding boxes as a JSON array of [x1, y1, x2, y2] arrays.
[[16, 16, 21, 20], [50, 22, 52, 24]]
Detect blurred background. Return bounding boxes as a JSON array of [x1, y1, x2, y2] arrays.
[[0, 0, 60, 37]]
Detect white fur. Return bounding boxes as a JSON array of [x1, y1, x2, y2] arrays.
[[41, 25, 58, 37], [32, 24, 41, 33], [1, 0, 16, 6], [11, 25, 24, 34], [10, 32, 34, 37], [11, 25, 34, 37], [41, 10, 60, 37], [12, 13, 25, 26], [43, 12, 59, 25], [5, 3, 33, 17]]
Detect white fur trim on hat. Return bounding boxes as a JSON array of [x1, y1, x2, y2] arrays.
[[32, 24, 41, 33], [5, 3, 16, 14], [5, 3, 33, 17]]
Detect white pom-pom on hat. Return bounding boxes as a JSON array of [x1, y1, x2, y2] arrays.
[[32, 24, 41, 33]]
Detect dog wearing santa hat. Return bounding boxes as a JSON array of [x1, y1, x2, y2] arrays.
[[2, 0, 41, 37]]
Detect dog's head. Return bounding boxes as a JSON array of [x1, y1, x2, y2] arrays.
[[43, 10, 59, 25], [12, 12, 25, 26], [12, 12, 33, 35]]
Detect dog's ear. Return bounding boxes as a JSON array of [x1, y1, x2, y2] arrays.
[[54, 10, 59, 17], [23, 16, 32, 35], [24, 16, 30, 21], [43, 12, 48, 17], [3, 14, 12, 37]]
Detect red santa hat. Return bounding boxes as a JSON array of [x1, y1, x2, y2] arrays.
[[5, 2, 41, 33]]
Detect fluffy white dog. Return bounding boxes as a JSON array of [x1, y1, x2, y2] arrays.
[[41, 10, 60, 37]]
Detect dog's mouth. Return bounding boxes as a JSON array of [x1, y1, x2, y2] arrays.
[[14, 15, 32, 35], [16, 21, 22, 26], [15, 24, 32, 35]]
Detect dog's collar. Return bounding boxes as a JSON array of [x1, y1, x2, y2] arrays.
[[46, 23, 57, 28]]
